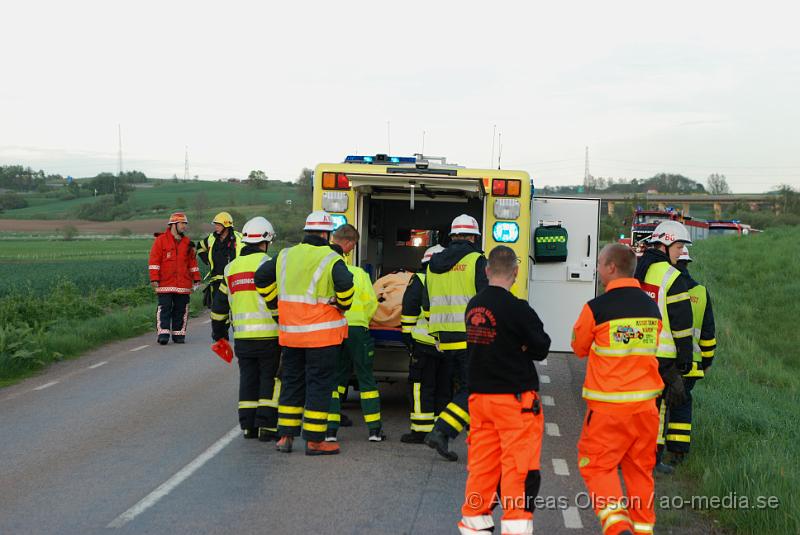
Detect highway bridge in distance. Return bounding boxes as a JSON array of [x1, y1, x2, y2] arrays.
[[553, 192, 778, 217]]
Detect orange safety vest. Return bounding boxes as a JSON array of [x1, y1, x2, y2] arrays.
[[276, 243, 348, 348]]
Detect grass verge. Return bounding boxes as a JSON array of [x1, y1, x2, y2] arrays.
[[662, 227, 799, 533], [0, 289, 204, 388]]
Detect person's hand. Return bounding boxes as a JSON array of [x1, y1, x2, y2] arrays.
[[664, 365, 688, 407], [192, 283, 201, 292], [151, 281, 159, 292]]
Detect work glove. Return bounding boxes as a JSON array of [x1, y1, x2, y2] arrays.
[[150, 281, 159, 292], [663, 365, 688, 408]]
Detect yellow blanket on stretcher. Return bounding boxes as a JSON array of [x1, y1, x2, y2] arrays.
[[369, 271, 413, 329]]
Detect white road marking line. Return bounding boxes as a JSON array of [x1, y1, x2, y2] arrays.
[[108, 426, 240, 528], [552, 458, 570, 476], [562, 506, 584, 529], [542, 395, 555, 406], [202, 318, 212, 324], [88, 361, 108, 369], [130, 345, 149, 352], [33, 381, 58, 391], [539, 358, 548, 366], [540, 375, 551, 384], [545, 423, 561, 437]]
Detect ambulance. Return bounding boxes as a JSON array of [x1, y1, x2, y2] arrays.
[[312, 154, 600, 379]]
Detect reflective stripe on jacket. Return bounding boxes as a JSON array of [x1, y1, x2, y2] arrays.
[[220, 252, 277, 340], [276, 243, 348, 347], [571, 278, 664, 414]]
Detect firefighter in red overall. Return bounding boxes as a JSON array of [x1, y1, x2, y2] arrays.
[[148, 212, 201, 345]]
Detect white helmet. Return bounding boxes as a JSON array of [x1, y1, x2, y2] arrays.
[[421, 244, 445, 264], [241, 216, 275, 244], [449, 214, 481, 236], [678, 245, 692, 262], [303, 210, 335, 232], [649, 220, 692, 246]]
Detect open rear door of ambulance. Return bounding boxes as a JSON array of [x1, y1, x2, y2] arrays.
[[529, 197, 600, 352]]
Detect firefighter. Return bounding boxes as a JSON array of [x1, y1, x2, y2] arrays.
[[423, 214, 489, 461], [197, 212, 244, 308], [572, 243, 665, 535], [148, 212, 201, 345], [634, 220, 693, 475], [665, 246, 717, 465], [254, 210, 354, 456], [325, 224, 384, 442], [400, 244, 448, 444], [210, 217, 281, 441], [457, 246, 550, 535]]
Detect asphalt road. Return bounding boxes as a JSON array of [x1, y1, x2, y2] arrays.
[[0, 315, 597, 534]]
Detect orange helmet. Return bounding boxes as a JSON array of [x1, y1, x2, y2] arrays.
[[168, 212, 188, 225]]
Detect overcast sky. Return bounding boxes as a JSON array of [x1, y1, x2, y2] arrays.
[[1, 1, 799, 192]]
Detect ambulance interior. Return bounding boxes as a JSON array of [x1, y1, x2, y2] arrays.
[[353, 181, 485, 280]]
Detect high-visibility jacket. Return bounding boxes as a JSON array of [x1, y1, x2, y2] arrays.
[[401, 273, 437, 346], [148, 228, 201, 293], [571, 278, 665, 413], [211, 252, 278, 340], [344, 264, 378, 328], [199, 231, 244, 281], [639, 262, 692, 360], [425, 251, 480, 349], [275, 243, 349, 348]]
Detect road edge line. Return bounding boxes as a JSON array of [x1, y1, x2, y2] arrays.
[[107, 425, 240, 528]]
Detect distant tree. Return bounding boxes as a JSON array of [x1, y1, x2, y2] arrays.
[[297, 167, 313, 190], [248, 170, 268, 189], [707, 173, 731, 195], [194, 191, 209, 220], [176, 197, 187, 209]]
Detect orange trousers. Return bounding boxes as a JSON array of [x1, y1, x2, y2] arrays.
[[458, 391, 544, 535], [577, 406, 659, 535]]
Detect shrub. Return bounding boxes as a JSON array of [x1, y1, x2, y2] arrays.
[[0, 191, 28, 210], [62, 225, 79, 241], [118, 227, 133, 237]]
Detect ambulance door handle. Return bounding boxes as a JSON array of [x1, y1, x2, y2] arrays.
[[586, 235, 591, 257]]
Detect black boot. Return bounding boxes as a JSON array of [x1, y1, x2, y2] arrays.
[[340, 412, 353, 427], [400, 431, 427, 444], [243, 428, 258, 439], [425, 429, 458, 461], [157, 334, 169, 345], [172, 335, 185, 344], [258, 428, 277, 442]]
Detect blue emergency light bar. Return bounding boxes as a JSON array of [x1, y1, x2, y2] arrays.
[[344, 155, 417, 164]]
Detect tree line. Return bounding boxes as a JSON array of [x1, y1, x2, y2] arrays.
[[540, 173, 733, 195]]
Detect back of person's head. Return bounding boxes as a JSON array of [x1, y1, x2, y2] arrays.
[[600, 243, 637, 277], [333, 224, 360, 243], [487, 245, 518, 278]]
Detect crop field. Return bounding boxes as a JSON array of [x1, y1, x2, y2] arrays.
[[0, 239, 152, 296], [0, 237, 205, 385]]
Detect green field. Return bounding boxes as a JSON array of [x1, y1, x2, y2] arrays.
[[665, 227, 799, 533], [0, 237, 206, 386], [0, 180, 310, 220]]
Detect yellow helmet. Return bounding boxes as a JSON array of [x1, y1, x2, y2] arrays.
[[212, 211, 234, 228]]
